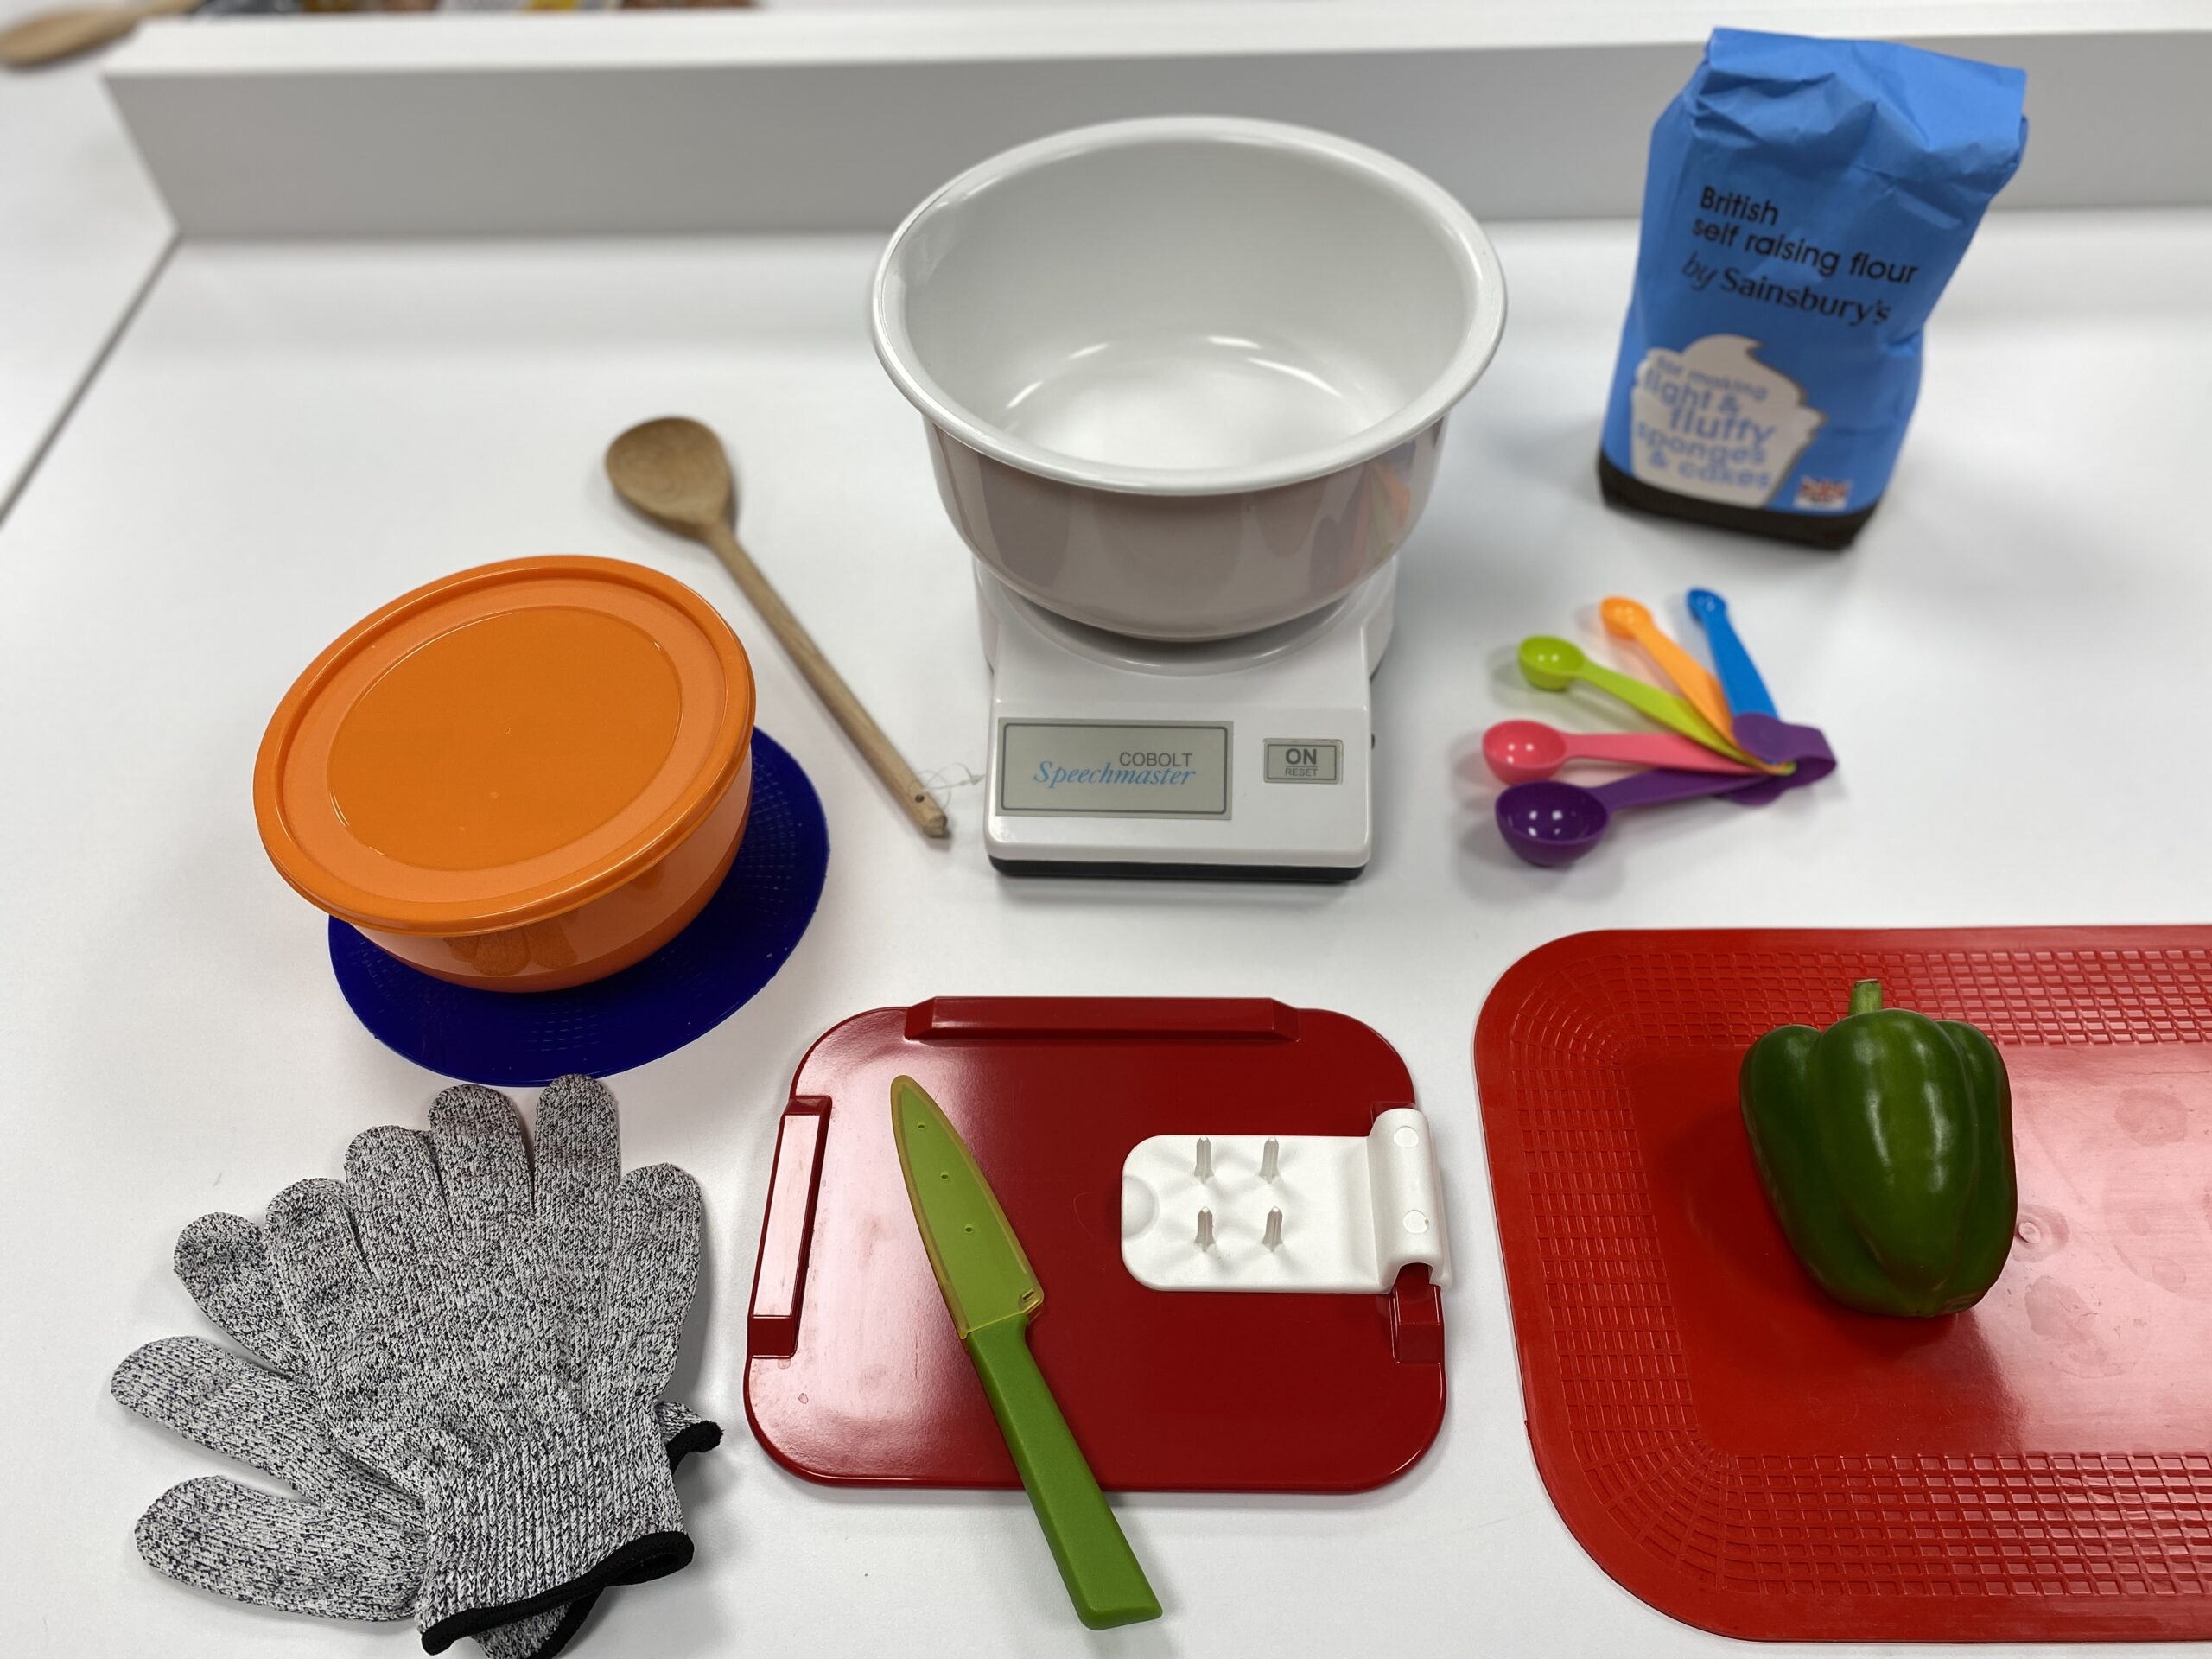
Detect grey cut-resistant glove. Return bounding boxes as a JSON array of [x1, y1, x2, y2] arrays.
[[255, 1076, 706, 1653], [113, 1207, 718, 1659]]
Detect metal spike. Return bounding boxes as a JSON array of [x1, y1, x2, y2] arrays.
[[1262, 1208, 1284, 1250], [1260, 1138, 1281, 1183], [1194, 1136, 1212, 1181], [1195, 1208, 1215, 1250]]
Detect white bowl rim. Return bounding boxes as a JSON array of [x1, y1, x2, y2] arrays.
[[870, 115, 1508, 499]]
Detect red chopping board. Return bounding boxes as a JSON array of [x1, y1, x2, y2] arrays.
[[744, 998, 1446, 1491], [1475, 929, 2212, 1643]]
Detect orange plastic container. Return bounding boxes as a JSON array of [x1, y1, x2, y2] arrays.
[[255, 556, 755, 991]]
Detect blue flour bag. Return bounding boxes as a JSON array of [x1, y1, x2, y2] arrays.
[[1599, 30, 2026, 546]]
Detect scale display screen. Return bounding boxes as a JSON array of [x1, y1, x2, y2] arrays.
[[997, 721, 1231, 817]]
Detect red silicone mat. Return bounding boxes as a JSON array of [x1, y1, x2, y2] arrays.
[[1474, 929, 2212, 1643], [744, 999, 1446, 1491]]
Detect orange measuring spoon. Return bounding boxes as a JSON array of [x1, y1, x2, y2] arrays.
[[1601, 596, 1738, 742]]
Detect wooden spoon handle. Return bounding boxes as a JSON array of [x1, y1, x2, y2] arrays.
[[0, 0, 195, 69], [700, 520, 950, 839]]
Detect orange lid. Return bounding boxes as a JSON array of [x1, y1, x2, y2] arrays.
[[255, 556, 754, 936]]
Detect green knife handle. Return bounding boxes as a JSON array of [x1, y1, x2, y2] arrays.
[[964, 1320, 1162, 1629]]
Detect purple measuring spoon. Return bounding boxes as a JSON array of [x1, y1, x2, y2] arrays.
[[1497, 767, 1776, 867], [1683, 588, 1837, 802], [1726, 716, 1835, 803]]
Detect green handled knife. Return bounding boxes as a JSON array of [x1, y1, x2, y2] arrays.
[[890, 1074, 1162, 1629]]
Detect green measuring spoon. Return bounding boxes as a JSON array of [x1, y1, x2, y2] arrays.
[[1518, 635, 1763, 766]]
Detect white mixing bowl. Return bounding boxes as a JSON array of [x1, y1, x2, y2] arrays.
[[872, 116, 1506, 641]]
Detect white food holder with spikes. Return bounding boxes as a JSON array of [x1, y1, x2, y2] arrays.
[[1119, 1108, 1451, 1293]]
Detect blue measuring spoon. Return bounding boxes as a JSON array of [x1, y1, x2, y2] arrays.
[[1686, 589, 1777, 720]]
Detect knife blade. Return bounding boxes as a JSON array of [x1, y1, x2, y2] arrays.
[[890, 1074, 1161, 1629]]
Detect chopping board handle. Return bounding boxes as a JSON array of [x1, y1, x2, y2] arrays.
[[964, 1319, 1162, 1629]]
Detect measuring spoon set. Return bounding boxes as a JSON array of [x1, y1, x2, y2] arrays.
[[1485, 590, 1836, 867]]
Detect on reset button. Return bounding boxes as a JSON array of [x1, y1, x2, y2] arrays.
[[1264, 740, 1342, 784]]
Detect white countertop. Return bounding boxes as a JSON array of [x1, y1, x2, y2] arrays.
[[0, 1, 173, 516], [2, 208, 2209, 1656]]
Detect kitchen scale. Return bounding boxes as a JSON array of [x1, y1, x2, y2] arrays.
[[976, 563, 1395, 881], [871, 119, 1506, 884]]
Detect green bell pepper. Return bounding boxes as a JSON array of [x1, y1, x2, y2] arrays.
[[1739, 979, 2016, 1317]]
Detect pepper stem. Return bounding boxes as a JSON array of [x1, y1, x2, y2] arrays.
[[1849, 980, 1884, 1016]]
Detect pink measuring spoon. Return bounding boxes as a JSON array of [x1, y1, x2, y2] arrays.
[[1483, 718, 1763, 785]]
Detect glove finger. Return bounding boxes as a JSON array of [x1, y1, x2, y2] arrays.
[[601, 1164, 703, 1400], [262, 1177, 373, 1356], [345, 1126, 448, 1271], [174, 1213, 302, 1374], [111, 1337, 410, 1520], [135, 1475, 423, 1622], [532, 1075, 620, 1219], [429, 1084, 532, 1222]]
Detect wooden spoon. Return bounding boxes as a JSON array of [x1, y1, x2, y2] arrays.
[[0, 0, 196, 69], [607, 416, 950, 840]]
